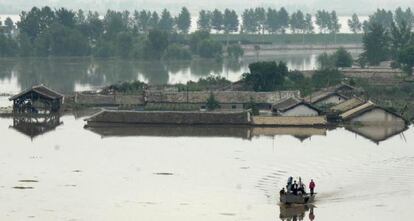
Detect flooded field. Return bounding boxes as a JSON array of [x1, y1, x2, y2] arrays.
[[0, 112, 413, 221]]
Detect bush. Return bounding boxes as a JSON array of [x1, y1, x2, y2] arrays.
[[197, 39, 222, 58], [0, 35, 18, 57], [163, 44, 192, 60]]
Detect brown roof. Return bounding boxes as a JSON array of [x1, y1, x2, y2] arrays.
[[330, 97, 365, 113], [304, 83, 358, 104], [340, 101, 376, 120], [146, 90, 300, 104], [9, 85, 63, 101]]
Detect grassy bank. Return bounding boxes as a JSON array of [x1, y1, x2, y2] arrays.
[[211, 33, 363, 45]]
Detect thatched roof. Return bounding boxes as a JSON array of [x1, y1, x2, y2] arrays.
[[9, 85, 63, 101], [330, 97, 365, 113], [340, 101, 376, 120], [146, 90, 300, 104]]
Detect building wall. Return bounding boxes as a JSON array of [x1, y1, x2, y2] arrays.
[[315, 95, 346, 106], [350, 108, 406, 126], [280, 105, 319, 117]]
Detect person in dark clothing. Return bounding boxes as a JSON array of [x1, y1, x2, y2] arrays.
[[292, 181, 298, 195], [309, 179, 316, 195], [280, 188, 286, 195]]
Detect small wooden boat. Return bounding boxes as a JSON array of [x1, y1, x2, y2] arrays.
[[280, 193, 316, 204]]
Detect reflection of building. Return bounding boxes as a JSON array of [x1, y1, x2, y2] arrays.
[[279, 204, 315, 221], [9, 85, 63, 114], [86, 124, 327, 141], [345, 124, 408, 144], [10, 114, 62, 139]]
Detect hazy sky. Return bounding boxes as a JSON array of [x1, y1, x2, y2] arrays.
[[0, 0, 412, 15]]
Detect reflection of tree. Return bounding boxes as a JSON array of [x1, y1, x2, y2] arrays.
[[136, 61, 169, 85], [164, 60, 191, 74], [224, 58, 243, 73], [0, 59, 15, 79], [190, 59, 223, 77]]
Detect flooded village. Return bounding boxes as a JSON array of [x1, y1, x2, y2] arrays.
[[2, 2, 414, 221]]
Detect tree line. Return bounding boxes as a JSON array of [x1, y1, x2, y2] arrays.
[[1, 6, 414, 58]]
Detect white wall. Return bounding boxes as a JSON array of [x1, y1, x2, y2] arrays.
[[350, 108, 405, 126], [280, 104, 319, 117]]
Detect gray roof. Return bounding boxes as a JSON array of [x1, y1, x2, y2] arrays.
[[330, 97, 365, 113], [304, 83, 357, 104], [146, 90, 300, 104], [9, 85, 64, 101], [273, 97, 321, 113]]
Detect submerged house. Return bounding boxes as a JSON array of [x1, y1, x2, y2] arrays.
[[304, 83, 361, 107], [330, 97, 366, 114], [272, 97, 321, 117], [340, 101, 407, 126], [145, 90, 300, 110], [9, 85, 64, 114]]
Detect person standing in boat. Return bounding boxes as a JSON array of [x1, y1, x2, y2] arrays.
[[309, 179, 316, 195]]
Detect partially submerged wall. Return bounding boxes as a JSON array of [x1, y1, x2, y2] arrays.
[[86, 110, 251, 125], [75, 93, 145, 106], [252, 116, 327, 126]]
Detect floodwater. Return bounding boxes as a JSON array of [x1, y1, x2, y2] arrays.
[[0, 111, 413, 220], [0, 50, 362, 94]]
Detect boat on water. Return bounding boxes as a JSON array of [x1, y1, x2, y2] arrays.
[[280, 193, 316, 204]]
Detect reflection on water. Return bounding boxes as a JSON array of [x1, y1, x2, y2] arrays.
[[86, 124, 327, 140], [0, 51, 358, 94], [10, 113, 62, 139], [279, 204, 315, 221], [345, 124, 408, 144]]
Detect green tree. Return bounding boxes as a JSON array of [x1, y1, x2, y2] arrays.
[[246, 97, 259, 115], [394, 7, 413, 29], [197, 10, 211, 32], [242, 61, 288, 91], [176, 7, 191, 33], [223, 9, 239, 33], [0, 35, 18, 57], [148, 11, 159, 29], [211, 9, 223, 33], [206, 93, 220, 110], [189, 30, 210, 53], [197, 39, 222, 58], [290, 10, 305, 34], [242, 9, 258, 33], [317, 53, 336, 70], [163, 43, 192, 60], [348, 13, 362, 34], [56, 8, 76, 27], [278, 7, 289, 33], [368, 9, 393, 31], [135, 10, 151, 33], [304, 13, 314, 34], [144, 29, 169, 60], [397, 45, 414, 75], [334, 47, 353, 68], [116, 32, 133, 58], [265, 8, 280, 34], [3, 17, 15, 35], [159, 9, 174, 32], [390, 21, 413, 59], [361, 22, 390, 65], [254, 7, 266, 34]]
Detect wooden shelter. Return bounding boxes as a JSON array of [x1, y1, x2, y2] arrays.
[[9, 85, 63, 114]]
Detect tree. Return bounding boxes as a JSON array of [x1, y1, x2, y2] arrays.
[[211, 9, 223, 33], [395, 7, 413, 30], [56, 8, 76, 27], [304, 13, 314, 34], [242, 61, 288, 91], [361, 22, 390, 65], [159, 9, 174, 32], [135, 10, 151, 33], [334, 47, 353, 68], [116, 32, 133, 58], [348, 13, 362, 34], [223, 9, 239, 33], [254, 7, 266, 34], [206, 93, 220, 110], [176, 7, 191, 33], [329, 11, 341, 43], [278, 7, 289, 33], [148, 11, 159, 30], [197, 39, 222, 58], [316, 10, 330, 33], [242, 9, 258, 33], [368, 9, 393, 31], [390, 21, 413, 59], [189, 30, 210, 53], [290, 10, 305, 34], [317, 53, 336, 70], [197, 10, 211, 32], [3, 17, 15, 36], [144, 29, 169, 60], [397, 45, 414, 75], [265, 8, 280, 34]]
